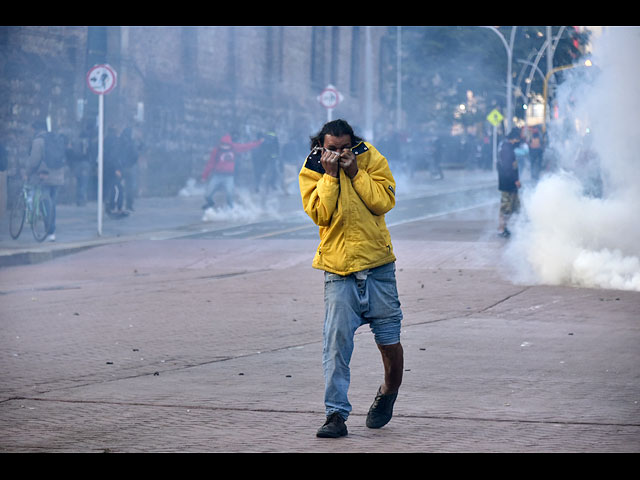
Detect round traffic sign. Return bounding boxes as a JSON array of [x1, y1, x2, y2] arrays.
[[86, 64, 117, 95], [319, 86, 340, 109]]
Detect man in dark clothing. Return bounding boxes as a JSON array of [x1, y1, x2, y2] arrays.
[[67, 120, 95, 207], [103, 127, 127, 218], [118, 127, 140, 211], [253, 130, 281, 193], [23, 120, 66, 240], [529, 130, 543, 182], [497, 128, 522, 238]]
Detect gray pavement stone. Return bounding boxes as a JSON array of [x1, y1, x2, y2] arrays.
[[0, 170, 638, 452], [1, 235, 638, 452]]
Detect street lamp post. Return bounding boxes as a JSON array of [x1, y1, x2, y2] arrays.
[[481, 26, 516, 133], [542, 59, 593, 133], [486, 27, 570, 134], [396, 26, 402, 131], [523, 27, 568, 95], [516, 58, 545, 121]]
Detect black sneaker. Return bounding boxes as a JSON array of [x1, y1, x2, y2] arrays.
[[316, 412, 348, 438], [366, 387, 398, 429]]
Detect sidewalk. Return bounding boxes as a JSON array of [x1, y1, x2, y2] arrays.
[[0, 169, 497, 267]]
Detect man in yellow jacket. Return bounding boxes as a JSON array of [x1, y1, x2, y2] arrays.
[[299, 119, 404, 438]]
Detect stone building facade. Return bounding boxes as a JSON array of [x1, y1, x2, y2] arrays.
[[0, 26, 394, 202]]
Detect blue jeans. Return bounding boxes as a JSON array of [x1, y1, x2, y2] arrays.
[[322, 262, 402, 420], [42, 185, 58, 235], [205, 174, 234, 208]]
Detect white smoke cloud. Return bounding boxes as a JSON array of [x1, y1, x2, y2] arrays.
[[504, 26, 640, 292]]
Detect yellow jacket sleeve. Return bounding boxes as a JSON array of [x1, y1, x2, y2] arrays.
[[350, 147, 396, 216], [299, 168, 340, 227]]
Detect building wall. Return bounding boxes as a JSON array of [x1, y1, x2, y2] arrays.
[[0, 25, 390, 200]]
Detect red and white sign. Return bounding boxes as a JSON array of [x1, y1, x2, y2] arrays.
[[86, 64, 117, 95], [318, 84, 343, 110]]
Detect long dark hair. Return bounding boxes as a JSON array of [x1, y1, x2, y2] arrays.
[[309, 119, 363, 150]]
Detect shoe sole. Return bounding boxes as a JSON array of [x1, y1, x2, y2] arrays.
[[366, 416, 392, 429], [316, 429, 347, 438]]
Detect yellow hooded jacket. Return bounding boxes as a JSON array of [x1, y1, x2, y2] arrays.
[[299, 141, 397, 276]]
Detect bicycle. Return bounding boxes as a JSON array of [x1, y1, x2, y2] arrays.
[[9, 181, 53, 242]]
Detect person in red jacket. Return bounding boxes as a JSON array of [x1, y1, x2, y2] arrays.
[[201, 133, 263, 209]]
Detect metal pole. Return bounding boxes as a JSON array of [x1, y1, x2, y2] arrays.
[[506, 27, 516, 132], [396, 26, 402, 131], [364, 26, 374, 140], [523, 27, 567, 101], [97, 94, 104, 236], [518, 59, 546, 99], [546, 26, 553, 82], [481, 26, 516, 132], [492, 124, 498, 171], [543, 64, 578, 133]]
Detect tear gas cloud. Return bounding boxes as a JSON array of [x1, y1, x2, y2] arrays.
[[504, 27, 640, 292]]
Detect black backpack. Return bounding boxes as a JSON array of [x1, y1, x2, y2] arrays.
[[42, 132, 67, 169]]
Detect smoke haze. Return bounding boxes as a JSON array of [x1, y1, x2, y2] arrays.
[[505, 26, 640, 292]]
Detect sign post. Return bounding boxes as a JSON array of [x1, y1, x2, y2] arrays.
[[318, 84, 343, 122], [486, 108, 504, 171], [86, 64, 117, 236]]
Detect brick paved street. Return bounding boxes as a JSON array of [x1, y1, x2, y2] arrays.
[[1, 172, 639, 452]]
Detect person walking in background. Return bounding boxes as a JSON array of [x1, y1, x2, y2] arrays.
[[514, 132, 529, 179], [22, 119, 66, 241], [528, 129, 543, 183], [497, 128, 522, 238], [253, 130, 282, 194], [118, 126, 141, 212], [201, 133, 263, 210], [68, 119, 95, 207], [103, 126, 127, 218]]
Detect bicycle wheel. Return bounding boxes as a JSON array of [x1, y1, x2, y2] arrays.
[[9, 190, 26, 239], [32, 193, 53, 242]]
